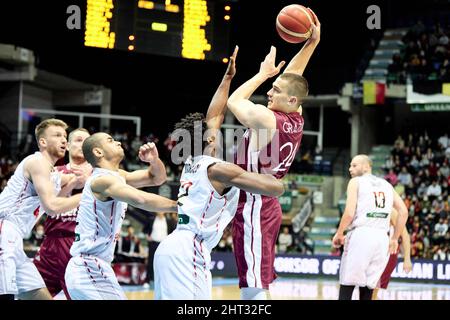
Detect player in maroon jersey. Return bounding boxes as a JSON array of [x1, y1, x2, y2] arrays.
[[206, 10, 321, 299], [372, 208, 412, 300], [33, 128, 92, 298]]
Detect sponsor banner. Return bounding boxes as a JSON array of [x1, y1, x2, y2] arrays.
[[407, 83, 450, 104], [210, 253, 450, 283], [411, 103, 450, 112]]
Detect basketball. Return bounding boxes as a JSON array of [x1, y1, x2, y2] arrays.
[[276, 4, 314, 43]]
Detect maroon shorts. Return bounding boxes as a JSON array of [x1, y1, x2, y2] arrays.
[[33, 236, 74, 298], [232, 192, 282, 289], [378, 253, 398, 289]]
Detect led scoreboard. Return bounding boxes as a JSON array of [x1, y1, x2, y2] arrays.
[[84, 0, 232, 61]]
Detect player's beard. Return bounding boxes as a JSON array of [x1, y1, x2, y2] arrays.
[[49, 144, 66, 160]]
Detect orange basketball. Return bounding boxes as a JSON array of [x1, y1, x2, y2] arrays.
[[276, 4, 314, 43]]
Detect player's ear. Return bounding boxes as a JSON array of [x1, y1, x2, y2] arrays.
[[39, 137, 47, 148], [288, 96, 298, 106], [93, 147, 103, 159]]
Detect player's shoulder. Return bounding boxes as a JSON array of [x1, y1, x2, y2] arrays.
[[192, 155, 221, 168], [349, 176, 360, 184], [23, 152, 49, 172], [91, 170, 123, 188], [378, 175, 394, 187], [275, 111, 304, 135], [347, 177, 361, 189]]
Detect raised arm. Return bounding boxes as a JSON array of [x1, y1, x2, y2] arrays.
[[91, 175, 177, 213], [205, 46, 238, 131], [26, 159, 81, 216], [227, 46, 284, 129], [119, 142, 167, 188], [208, 162, 284, 197], [283, 8, 321, 75], [332, 178, 358, 247]]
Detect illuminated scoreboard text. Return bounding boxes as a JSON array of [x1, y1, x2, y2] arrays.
[[85, 0, 231, 61]]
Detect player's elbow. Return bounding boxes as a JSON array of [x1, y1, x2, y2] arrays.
[[227, 95, 248, 112], [152, 174, 167, 186], [227, 97, 239, 112], [130, 195, 147, 208], [43, 203, 59, 216], [398, 207, 408, 220], [342, 210, 355, 221], [272, 182, 285, 197]]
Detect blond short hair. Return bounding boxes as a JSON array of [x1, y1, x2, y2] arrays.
[[35, 119, 68, 144], [279, 73, 309, 105], [68, 128, 90, 143]]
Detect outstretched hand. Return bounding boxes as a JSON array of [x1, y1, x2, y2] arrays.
[[307, 7, 321, 43], [225, 45, 238, 78], [138, 142, 160, 163], [71, 163, 93, 189], [259, 46, 286, 79]]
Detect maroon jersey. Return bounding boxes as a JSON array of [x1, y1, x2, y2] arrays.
[[235, 111, 304, 178], [34, 163, 83, 298], [232, 111, 304, 289], [43, 164, 80, 237]]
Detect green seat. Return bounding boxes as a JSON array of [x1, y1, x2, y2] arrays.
[[279, 191, 293, 213]]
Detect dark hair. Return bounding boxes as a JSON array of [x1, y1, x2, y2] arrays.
[[173, 112, 208, 158], [279, 73, 309, 105], [82, 133, 104, 167]]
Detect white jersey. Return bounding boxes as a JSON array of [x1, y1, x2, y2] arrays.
[[350, 174, 394, 231], [0, 152, 61, 238], [177, 156, 239, 252], [70, 168, 127, 263]]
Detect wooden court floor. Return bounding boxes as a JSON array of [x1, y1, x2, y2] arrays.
[[124, 277, 450, 300]]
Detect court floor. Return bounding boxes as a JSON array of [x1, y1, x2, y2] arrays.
[[123, 277, 450, 300]]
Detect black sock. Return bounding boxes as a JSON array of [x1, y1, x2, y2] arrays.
[[339, 285, 355, 300], [359, 286, 374, 300], [0, 294, 14, 300]]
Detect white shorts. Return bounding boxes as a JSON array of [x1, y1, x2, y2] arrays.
[[0, 220, 46, 295], [65, 254, 126, 300], [339, 227, 390, 289], [154, 229, 212, 300]]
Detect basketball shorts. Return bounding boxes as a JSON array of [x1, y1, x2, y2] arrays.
[[34, 235, 73, 297], [0, 220, 46, 295], [339, 226, 390, 289], [232, 193, 282, 289], [65, 254, 126, 300], [154, 229, 212, 300]]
